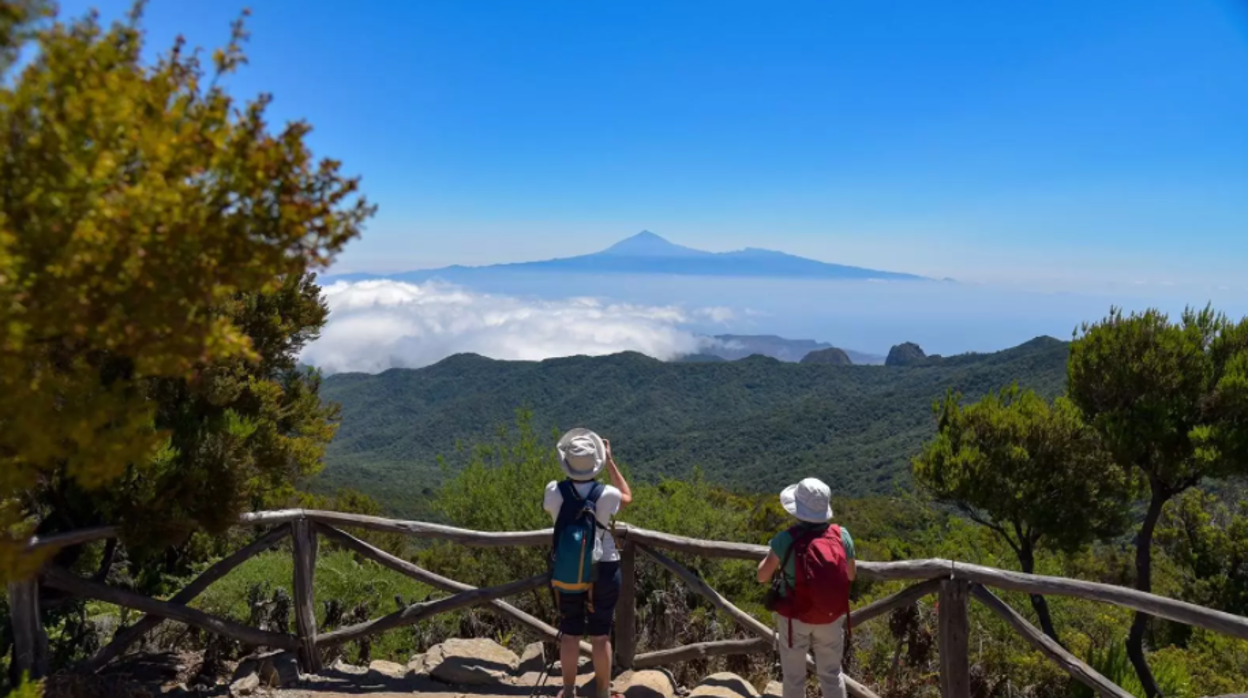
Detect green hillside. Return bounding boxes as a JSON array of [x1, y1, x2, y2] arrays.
[[315, 336, 1069, 516]]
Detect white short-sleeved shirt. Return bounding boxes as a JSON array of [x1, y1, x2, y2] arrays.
[[543, 480, 623, 562]]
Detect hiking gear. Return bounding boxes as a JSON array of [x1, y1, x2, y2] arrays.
[[550, 479, 606, 592], [771, 524, 852, 647], [780, 478, 834, 522], [557, 561, 621, 636], [558, 428, 606, 481], [529, 631, 561, 698]]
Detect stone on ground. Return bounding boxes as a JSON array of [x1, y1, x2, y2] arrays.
[[762, 680, 783, 698], [617, 669, 678, 698], [327, 658, 367, 676], [407, 652, 430, 676], [517, 642, 547, 674], [690, 672, 760, 698], [232, 650, 300, 688], [228, 671, 259, 697], [424, 637, 520, 686], [367, 659, 409, 680], [514, 653, 593, 689]]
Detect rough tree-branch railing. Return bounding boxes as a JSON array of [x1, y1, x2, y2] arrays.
[[11, 509, 1248, 698]]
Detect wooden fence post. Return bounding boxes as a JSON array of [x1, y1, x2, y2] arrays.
[[292, 518, 322, 674], [616, 540, 637, 670], [7, 579, 49, 679], [939, 578, 970, 698]]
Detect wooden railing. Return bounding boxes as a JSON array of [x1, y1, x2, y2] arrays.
[[10, 509, 1248, 698]]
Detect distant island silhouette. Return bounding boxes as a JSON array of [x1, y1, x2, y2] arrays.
[[324, 230, 938, 284]]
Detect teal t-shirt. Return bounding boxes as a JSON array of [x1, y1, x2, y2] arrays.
[[769, 523, 855, 594]]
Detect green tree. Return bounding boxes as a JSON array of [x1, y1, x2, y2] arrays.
[[1154, 489, 1248, 621], [1068, 307, 1248, 697], [31, 273, 343, 582], [912, 385, 1131, 643], [0, 3, 372, 581]]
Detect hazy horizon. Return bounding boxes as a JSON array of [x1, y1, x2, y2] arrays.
[[65, 0, 1247, 372]]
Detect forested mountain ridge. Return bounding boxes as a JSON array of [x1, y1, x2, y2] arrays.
[[315, 336, 1069, 516]]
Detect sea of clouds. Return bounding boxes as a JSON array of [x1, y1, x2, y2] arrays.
[[301, 280, 733, 374]]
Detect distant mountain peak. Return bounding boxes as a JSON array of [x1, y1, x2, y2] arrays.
[[323, 230, 932, 284], [600, 231, 711, 258]]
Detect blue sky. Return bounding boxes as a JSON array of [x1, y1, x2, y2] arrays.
[[64, 0, 1248, 291]]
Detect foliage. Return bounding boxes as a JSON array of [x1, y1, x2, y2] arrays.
[[305, 487, 408, 557], [1069, 306, 1248, 496], [0, 2, 372, 581], [0, 0, 50, 71], [35, 273, 342, 567], [417, 408, 563, 620], [9, 675, 42, 698], [914, 385, 1129, 559], [1154, 489, 1248, 628], [193, 549, 443, 666], [912, 385, 1131, 640], [318, 336, 1070, 517], [1068, 306, 1248, 695]]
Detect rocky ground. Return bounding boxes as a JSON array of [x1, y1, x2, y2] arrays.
[[61, 638, 783, 698]]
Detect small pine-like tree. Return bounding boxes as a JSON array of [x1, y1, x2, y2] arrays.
[[913, 384, 1131, 643], [1068, 306, 1248, 697]]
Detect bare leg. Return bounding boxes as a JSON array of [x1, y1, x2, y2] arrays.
[[591, 635, 612, 698], [561, 634, 580, 696]]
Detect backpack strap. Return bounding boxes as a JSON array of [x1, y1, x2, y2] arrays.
[[554, 480, 583, 531], [826, 524, 854, 666], [554, 480, 609, 537], [577, 481, 609, 531], [584, 481, 604, 504]]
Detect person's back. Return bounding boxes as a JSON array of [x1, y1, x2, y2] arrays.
[[543, 428, 632, 698], [757, 478, 856, 698]]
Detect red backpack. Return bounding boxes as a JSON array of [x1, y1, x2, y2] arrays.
[[773, 524, 852, 645]]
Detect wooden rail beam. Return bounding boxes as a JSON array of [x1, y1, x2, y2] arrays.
[[315, 523, 593, 656], [953, 562, 1248, 642], [633, 639, 771, 669], [621, 528, 1248, 641], [938, 579, 970, 698], [24, 526, 119, 554], [305, 510, 549, 547], [849, 578, 943, 627], [291, 518, 322, 673], [971, 585, 1131, 698], [619, 525, 771, 561], [316, 573, 549, 647], [616, 540, 638, 670], [83, 525, 291, 673], [42, 567, 298, 650], [8, 579, 49, 679], [636, 543, 880, 698]]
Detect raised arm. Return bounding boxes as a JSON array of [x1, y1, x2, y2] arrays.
[[603, 439, 632, 509]]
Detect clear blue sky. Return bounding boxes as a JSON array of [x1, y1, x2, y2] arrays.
[[63, 0, 1248, 290]]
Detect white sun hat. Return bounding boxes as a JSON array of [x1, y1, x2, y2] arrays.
[[557, 428, 607, 481], [780, 478, 834, 523]]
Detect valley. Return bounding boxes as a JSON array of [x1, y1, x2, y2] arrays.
[[313, 336, 1068, 517]]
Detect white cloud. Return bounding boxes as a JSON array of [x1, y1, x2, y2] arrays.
[[302, 280, 731, 373]]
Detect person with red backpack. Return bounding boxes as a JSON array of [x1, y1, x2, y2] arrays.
[[756, 478, 856, 698]]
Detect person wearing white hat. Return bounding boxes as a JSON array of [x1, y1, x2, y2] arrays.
[[543, 428, 633, 698], [757, 478, 857, 698]]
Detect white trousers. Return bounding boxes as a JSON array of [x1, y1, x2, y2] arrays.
[[775, 615, 846, 698]]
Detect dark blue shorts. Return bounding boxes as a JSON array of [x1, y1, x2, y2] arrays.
[[557, 561, 621, 637]]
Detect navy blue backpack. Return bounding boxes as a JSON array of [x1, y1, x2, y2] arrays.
[[549, 480, 605, 594]]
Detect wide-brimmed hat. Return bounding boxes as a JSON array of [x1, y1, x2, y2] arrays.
[[557, 428, 606, 481], [780, 478, 834, 523]]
